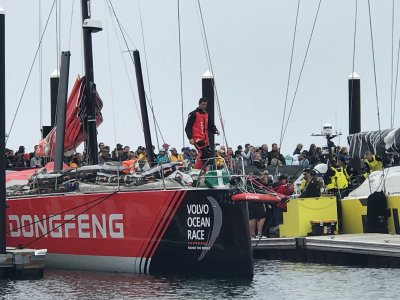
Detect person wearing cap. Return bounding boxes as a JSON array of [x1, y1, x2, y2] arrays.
[[215, 148, 227, 169], [299, 169, 321, 198], [182, 147, 193, 163], [99, 146, 111, 164], [169, 147, 183, 163], [162, 143, 170, 152], [156, 148, 169, 164], [185, 97, 219, 169]]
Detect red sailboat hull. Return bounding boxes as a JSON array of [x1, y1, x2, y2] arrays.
[[6, 188, 254, 278]]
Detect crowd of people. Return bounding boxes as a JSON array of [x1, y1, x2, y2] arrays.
[[3, 141, 347, 171]]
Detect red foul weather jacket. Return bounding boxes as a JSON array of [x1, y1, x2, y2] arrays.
[[185, 108, 218, 147]]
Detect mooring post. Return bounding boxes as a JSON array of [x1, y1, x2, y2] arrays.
[[0, 7, 6, 255], [202, 70, 215, 152], [348, 72, 361, 172]]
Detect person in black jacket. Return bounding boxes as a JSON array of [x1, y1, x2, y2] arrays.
[[299, 169, 321, 198]]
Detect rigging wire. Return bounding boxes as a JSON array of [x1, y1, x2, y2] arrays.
[[196, 0, 229, 149], [367, 0, 382, 137], [104, 1, 118, 151], [107, 0, 165, 145], [349, 0, 358, 134], [137, 0, 160, 150], [67, 0, 75, 51], [279, 0, 301, 151], [5, 0, 57, 146], [393, 20, 400, 126], [178, 0, 185, 148], [281, 0, 322, 143], [39, 0, 43, 134], [391, 0, 395, 128], [105, 0, 142, 128], [55, 0, 59, 73]]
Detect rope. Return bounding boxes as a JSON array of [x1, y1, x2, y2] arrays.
[[67, 0, 75, 50], [104, 1, 118, 156], [393, 5, 400, 127], [137, 0, 160, 150], [39, 0, 43, 134], [55, 0, 59, 72], [367, 0, 383, 140], [279, 0, 301, 151], [105, 0, 142, 127], [107, 0, 166, 146], [391, 0, 395, 128], [349, 0, 358, 134], [394, 32, 400, 126], [178, 0, 185, 148], [281, 0, 322, 144], [6, 0, 57, 146], [196, 1, 229, 149]]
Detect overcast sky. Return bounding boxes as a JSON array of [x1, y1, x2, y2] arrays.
[[1, 0, 399, 156]]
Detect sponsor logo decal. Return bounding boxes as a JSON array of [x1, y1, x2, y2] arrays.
[[8, 214, 124, 239], [186, 196, 222, 260]]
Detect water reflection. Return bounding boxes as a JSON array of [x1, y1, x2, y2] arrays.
[[1, 260, 399, 299]]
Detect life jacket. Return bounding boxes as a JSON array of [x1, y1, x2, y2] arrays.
[[192, 111, 209, 145], [169, 154, 183, 162], [300, 179, 307, 191], [122, 159, 136, 174], [327, 166, 348, 190], [364, 155, 383, 173]]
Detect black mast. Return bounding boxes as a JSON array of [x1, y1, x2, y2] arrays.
[[133, 50, 154, 165], [0, 7, 6, 255], [81, 0, 101, 165], [202, 70, 215, 151], [53, 52, 71, 171]]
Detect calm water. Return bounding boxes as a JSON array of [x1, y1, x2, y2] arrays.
[[0, 260, 399, 300]]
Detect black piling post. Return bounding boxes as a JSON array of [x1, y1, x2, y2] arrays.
[[348, 72, 361, 172], [202, 71, 215, 152], [50, 69, 59, 128], [0, 7, 6, 255]]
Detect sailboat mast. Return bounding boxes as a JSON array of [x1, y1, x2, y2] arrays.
[[0, 7, 6, 254], [133, 50, 154, 165], [81, 0, 98, 165]]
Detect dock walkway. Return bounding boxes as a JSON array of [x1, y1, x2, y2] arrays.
[[253, 234, 400, 267], [0, 247, 46, 279]]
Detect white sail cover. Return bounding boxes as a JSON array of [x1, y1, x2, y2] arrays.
[[346, 166, 400, 198], [348, 128, 400, 159]]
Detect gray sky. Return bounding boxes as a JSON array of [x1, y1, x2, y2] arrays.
[[1, 0, 399, 156]]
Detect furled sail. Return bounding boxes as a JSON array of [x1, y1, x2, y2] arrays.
[[37, 76, 103, 157], [348, 128, 400, 159]]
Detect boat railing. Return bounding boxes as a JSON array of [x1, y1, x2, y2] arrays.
[[7, 156, 250, 198]]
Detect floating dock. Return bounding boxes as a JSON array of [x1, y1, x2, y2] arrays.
[[0, 247, 46, 279], [253, 234, 400, 267]]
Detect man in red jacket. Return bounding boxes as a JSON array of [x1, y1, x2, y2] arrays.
[[185, 98, 219, 169]]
